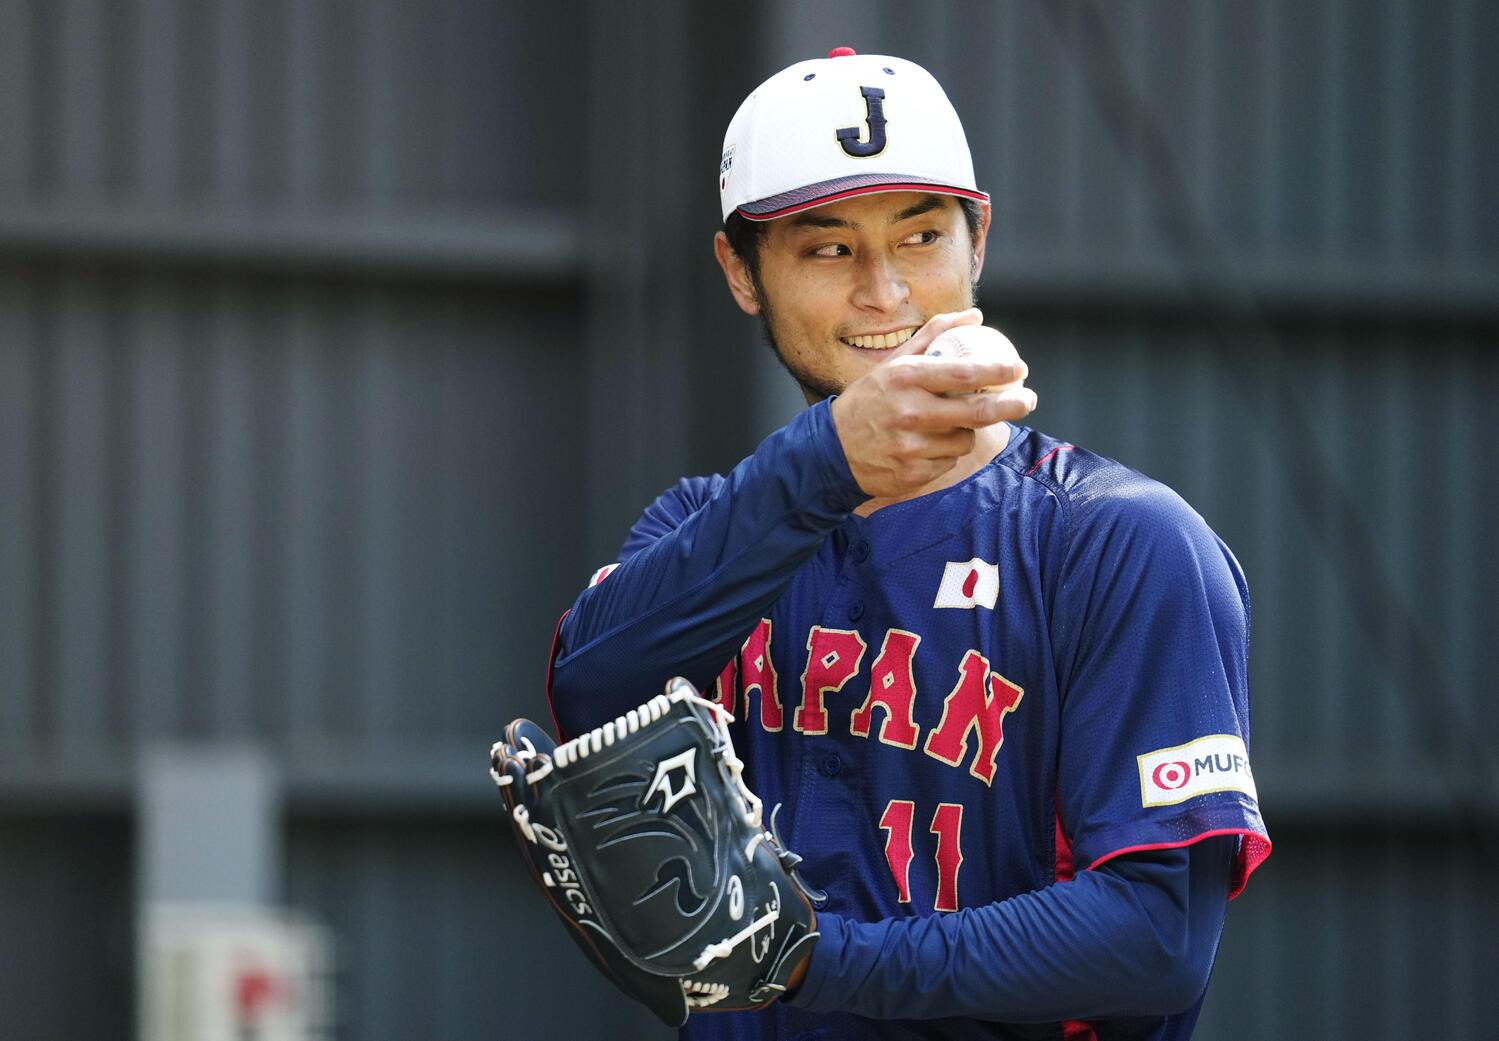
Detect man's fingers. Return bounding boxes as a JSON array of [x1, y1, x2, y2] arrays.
[[893, 355, 1026, 396], [901, 392, 1004, 431], [912, 426, 978, 460], [882, 393, 1037, 467], [983, 384, 1039, 417], [930, 386, 1038, 428]]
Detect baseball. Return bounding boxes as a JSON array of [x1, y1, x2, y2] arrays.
[[923, 325, 1023, 394]]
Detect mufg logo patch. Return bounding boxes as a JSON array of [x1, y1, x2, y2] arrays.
[[1137, 734, 1257, 808]]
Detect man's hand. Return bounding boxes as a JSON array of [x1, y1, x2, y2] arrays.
[[831, 309, 1037, 500]]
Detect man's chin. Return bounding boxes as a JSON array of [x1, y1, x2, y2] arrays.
[[791, 371, 844, 403]]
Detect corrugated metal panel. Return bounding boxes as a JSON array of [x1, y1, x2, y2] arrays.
[[0, 0, 589, 212], [0, 270, 588, 745]]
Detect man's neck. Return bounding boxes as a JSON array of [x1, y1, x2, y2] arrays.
[[853, 422, 1012, 518]]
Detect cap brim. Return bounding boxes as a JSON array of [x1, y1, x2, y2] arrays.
[[736, 174, 988, 221]]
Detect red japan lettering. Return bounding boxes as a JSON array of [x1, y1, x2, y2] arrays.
[[923, 650, 1025, 786], [739, 619, 783, 732], [794, 627, 867, 735], [711, 657, 738, 715], [850, 629, 922, 749], [878, 800, 916, 904]]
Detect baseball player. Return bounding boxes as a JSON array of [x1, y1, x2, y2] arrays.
[[544, 49, 1270, 1040]]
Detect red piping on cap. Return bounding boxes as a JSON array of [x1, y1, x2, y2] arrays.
[[738, 182, 989, 222], [827, 46, 857, 58]]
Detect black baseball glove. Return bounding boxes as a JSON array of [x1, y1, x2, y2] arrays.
[[490, 677, 819, 1027]]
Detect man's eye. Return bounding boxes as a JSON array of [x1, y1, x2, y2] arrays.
[[811, 243, 851, 258], [903, 229, 941, 246]]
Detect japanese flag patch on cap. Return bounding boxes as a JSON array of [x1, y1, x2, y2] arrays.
[[718, 48, 987, 222]]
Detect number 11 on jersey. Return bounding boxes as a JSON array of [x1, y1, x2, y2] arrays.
[[879, 799, 966, 912]]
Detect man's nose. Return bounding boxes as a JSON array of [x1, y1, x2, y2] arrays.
[[851, 252, 909, 312]]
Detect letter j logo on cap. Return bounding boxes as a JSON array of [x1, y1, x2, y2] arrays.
[[836, 85, 888, 158]]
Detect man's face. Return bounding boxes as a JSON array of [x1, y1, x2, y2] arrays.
[[719, 192, 989, 402]]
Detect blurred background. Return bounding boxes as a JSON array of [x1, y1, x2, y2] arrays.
[[0, 0, 1495, 1038]]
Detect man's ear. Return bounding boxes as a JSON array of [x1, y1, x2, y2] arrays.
[[714, 231, 762, 316], [970, 200, 992, 284]]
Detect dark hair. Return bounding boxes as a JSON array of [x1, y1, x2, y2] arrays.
[[723, 195, 986, 289]]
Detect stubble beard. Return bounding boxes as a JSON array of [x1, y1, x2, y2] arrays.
[[754, 263, 979, 403], [757, 304, 843, 402]]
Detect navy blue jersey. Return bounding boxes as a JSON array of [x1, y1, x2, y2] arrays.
[[548, 404, 1269, 1040]]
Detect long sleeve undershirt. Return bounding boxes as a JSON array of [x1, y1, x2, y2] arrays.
[[547, 399, 1233, 1025], [791, 837, 1235, 1024]]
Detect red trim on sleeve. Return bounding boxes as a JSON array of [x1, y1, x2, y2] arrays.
[[543, 609, 570, 740], [1086, 828, 1273, 900]]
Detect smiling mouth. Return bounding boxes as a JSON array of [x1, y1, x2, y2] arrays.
[[841, 327, 918, 350]]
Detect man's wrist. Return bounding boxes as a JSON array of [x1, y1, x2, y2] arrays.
[[783, 908, 817, 997]]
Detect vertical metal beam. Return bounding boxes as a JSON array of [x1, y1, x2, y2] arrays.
[[135, 0, 180, 201], [0, 0, 32, 196], [125, 279, 187, 737], [1385, 0, 1411, 258], [283, 288, 329, 734], [288, 0, 321, 205], [0, 273, 38, 739], [1321, 0, 1347, 251], [582, 0, 694, 563], [360, 0, 397, 210], [356, 289, 400, 738], [59, 0, 107, 194], [54, 274, 113, 746], [1260, 0, 1283, 255], [215, 0, 254, 205], [206, 282, 257, 734], [1447, 0, 1475, 257]]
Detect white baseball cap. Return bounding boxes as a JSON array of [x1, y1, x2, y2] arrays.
[[718, 47, 987, 223]]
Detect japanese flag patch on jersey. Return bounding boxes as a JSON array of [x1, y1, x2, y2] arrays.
[[1138, 735, 1258, 807], [933, 558, 1000, 609]]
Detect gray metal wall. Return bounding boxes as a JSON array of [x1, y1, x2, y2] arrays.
[[1, 1, 1494, 1038]]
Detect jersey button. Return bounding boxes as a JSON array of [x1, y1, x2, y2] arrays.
[[850, 540, 870, 563], [847, 600, 864, 622], [819, 753, 843, 777]]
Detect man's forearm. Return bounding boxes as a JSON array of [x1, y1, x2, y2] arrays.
[[789, 837, 1236, 1023]]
